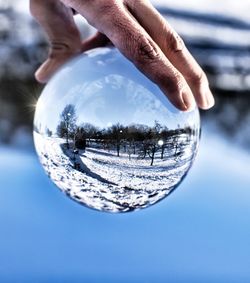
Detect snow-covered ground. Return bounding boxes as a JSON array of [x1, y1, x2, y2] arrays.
[[34, 132, 198, 212]]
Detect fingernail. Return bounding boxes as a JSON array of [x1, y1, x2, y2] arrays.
[[206, 88, 215, 108], [182, 88, 196, 112], [200, 85, 215, 109], [35, 69, 47, 84]]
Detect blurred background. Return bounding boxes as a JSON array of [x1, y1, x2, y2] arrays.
[[0, 0, 250, 282]]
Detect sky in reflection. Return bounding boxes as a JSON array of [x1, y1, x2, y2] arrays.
[[35, 48, 198, 134]]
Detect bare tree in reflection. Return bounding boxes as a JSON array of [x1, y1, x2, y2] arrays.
[[159, 126, 170, 159], [57, 104, 77, 149], [79, 123, 99, 147], [137, 121, 163, 166], [75, 127, 86, 150], [127, 124, 148, 156], [55, 110, 196, 167], [108, 123, 125, 157]]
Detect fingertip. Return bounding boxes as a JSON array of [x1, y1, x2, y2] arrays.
[[34, 57, 62, 84], [197, 87, 215, 110], [161, 83, 196, 112], [35, 69, 47, 84], [206, 88, 215, 108], [164, 90, 195, 112], [181, 88, 196, 112]]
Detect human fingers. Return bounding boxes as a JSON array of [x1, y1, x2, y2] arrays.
[[126, 0, 214, 109], [35, 31, 110, 83], [30, 0, 82, 83], [63, 0, 196, 111], [81, 32, 111, 53]]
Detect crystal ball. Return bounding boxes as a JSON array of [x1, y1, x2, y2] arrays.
[[34, 47, 200, 213]]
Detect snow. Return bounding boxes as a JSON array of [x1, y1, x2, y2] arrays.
[[33, 131, 198, 212]]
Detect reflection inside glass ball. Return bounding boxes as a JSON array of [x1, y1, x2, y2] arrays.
[[34, 47, 200, 212]]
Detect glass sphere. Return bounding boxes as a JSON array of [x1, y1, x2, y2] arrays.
[[34, 47, 200, 213]]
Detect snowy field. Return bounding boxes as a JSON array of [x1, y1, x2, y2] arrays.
[[34, 132, 198, 212]]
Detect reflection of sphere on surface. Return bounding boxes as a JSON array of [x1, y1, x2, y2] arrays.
[[34, 47, 200, 213]]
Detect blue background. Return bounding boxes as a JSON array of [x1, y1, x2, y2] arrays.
[[1, 130, 250, 283]]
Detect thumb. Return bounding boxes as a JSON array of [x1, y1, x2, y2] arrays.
[[36, 32, 111, 83], [35, 51, 79, 83]]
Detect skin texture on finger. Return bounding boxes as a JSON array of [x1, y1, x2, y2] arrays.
[[30, 0, 83, 82], [62, 0, 195, 111], [126, 0, 214, 109], [81, 32, 111, 53], [35, 33, 110, 83]]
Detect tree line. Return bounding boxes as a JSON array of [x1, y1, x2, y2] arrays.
[[47, 104, 197, 165]]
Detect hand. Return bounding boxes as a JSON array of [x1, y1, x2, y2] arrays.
[[30, 0, 214, 111]]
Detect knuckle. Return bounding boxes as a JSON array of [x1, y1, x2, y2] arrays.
[[48, 42, 72, 58], [155, 71, 183, 94], [166, 74, 184, 93], [133, 36, 162, 66], [94, 0, 118, 15], [166, 30, 185, 53], [188, 71, 207, 86]]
